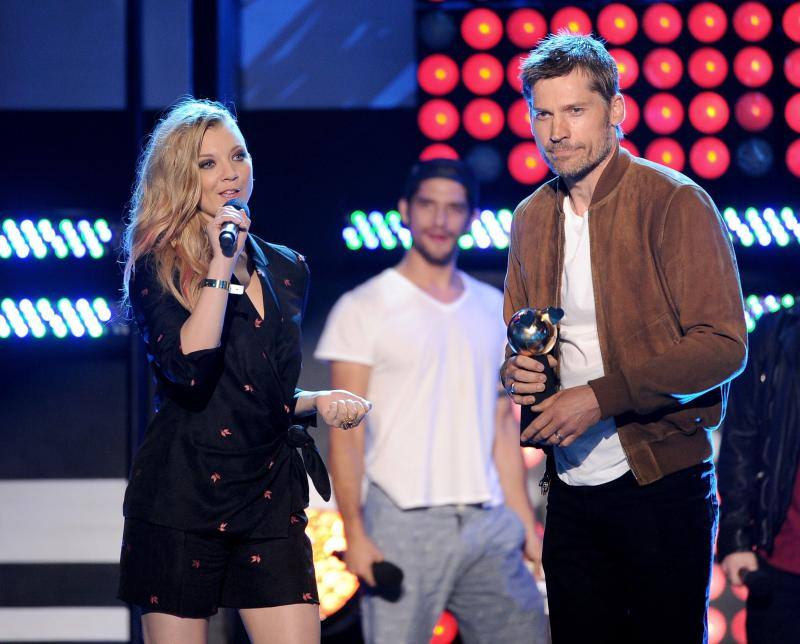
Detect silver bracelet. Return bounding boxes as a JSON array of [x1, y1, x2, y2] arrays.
[[202, 278, 230, 290], [201, 278, 244, 295]]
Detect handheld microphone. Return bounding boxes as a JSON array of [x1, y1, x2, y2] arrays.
[[372, 560, 404, 589], [219, 198, 250, 258], [739, 567, 772, 602], [332, 551, 404, 589]]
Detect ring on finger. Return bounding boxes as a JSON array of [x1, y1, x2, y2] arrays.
[[554, 431, 564, 442], [341, 420, 354, 430], [509, 380, 516, 395]]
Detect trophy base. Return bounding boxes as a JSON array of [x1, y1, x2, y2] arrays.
[[520, 354, 558, 447]]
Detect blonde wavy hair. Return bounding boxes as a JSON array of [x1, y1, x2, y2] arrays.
[[122, 97, 241, 312]]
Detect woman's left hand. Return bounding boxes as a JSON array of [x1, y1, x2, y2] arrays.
[[315, 390, 372, 430]]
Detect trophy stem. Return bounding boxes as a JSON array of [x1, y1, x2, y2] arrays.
[[520, 354, 559, 447]]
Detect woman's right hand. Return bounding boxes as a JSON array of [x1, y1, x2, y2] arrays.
[[205, 204, 251, 263]]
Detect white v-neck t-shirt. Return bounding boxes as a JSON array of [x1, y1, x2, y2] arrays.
[[315, 268, 505, 509], [555, 197, 629, 486]]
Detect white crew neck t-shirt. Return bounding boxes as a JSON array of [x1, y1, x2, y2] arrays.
[[555, 196, 630, 486], [315, 268, 505, 509]]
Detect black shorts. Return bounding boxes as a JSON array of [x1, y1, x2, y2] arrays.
[[117, 512, 319, 619]]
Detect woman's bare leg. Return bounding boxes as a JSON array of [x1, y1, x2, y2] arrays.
[[239, 604, 320, 644], [141, 612, 209, 644]]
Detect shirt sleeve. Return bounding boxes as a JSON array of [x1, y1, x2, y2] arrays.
[[314, 289, 376, 366], [129, 257, 222, 389]]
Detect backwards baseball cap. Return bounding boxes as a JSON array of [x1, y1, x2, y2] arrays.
[[402, 158, 479, 211]]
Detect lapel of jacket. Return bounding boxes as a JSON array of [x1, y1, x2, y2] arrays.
[[245, 239, 294, 423]]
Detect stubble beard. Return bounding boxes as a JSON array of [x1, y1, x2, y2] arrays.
[[412, 236, 459, 267], [542, 126, 617, 183]]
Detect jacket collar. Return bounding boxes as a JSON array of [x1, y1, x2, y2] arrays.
[[555, 143, 632, 212], [246, 236, 281, 317]]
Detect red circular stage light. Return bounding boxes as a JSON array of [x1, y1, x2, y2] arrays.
[[597, 4, 639, 45], [508, 99, 532, 139], [735, 92, 774, 131], [622, 94, 640, 133], [644, 93, 684, 134], [508, 142, 549, 184], [418, 100, 460, 140], [730, 579, 749, 601], [709, 563, 726, 600], [690, 137, 730, 179], [417, 54, 459, 96], [550, 7, 592, 36], [463, 98, 504, 140], [689, 92, 730, 134], [645, 137, 685, 171], [786, 93, 800, 132], [620, 139, 640, 157], [734, 46, 774, 87], [786, 49, 800, 87], [461, 8, 503, 50], [462, 54, 503, 95], [431, 611, 458, 643], [688, 3, 728, 43], [506, 9, 547, 49], [688, 48, 728, 88], [784, 3, 800, 44], [522, 446, 544, 469], [643, 3, 683, 44], [734, 2, 772, 41], [610, 48, 639, 90], [788, 138, 800, 177], [419, 144, 459, 161], [707, 606, 727, 644], [507, 53, 527, 93], [644, 48, 684, 89], [731, 609, 747, 644]]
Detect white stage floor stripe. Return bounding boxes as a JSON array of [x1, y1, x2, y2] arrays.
[[0, 607, 128, 641], [0, 480, 126, 563]]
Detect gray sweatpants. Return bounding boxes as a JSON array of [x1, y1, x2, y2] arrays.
[[361, 484, 549, 644]]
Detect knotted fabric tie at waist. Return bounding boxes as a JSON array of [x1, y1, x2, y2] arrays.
[[285, 424, 331, 501]]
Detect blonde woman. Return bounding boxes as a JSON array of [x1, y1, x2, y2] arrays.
[[118, 98, 370, 643]]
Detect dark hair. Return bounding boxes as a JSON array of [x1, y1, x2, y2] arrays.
[[520, 33, 619, 105], [402, 158, 479, 210]]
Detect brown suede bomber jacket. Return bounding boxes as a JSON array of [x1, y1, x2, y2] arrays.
[[504, 145, 748, 485]]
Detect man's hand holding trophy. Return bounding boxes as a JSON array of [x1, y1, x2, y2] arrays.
[[504, 306, 603, 449]]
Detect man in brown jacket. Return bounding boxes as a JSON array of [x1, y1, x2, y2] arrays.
[[500, 34, 747, 644]]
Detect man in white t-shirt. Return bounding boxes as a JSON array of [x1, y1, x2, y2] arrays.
[[315, 159, 547, 643]]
